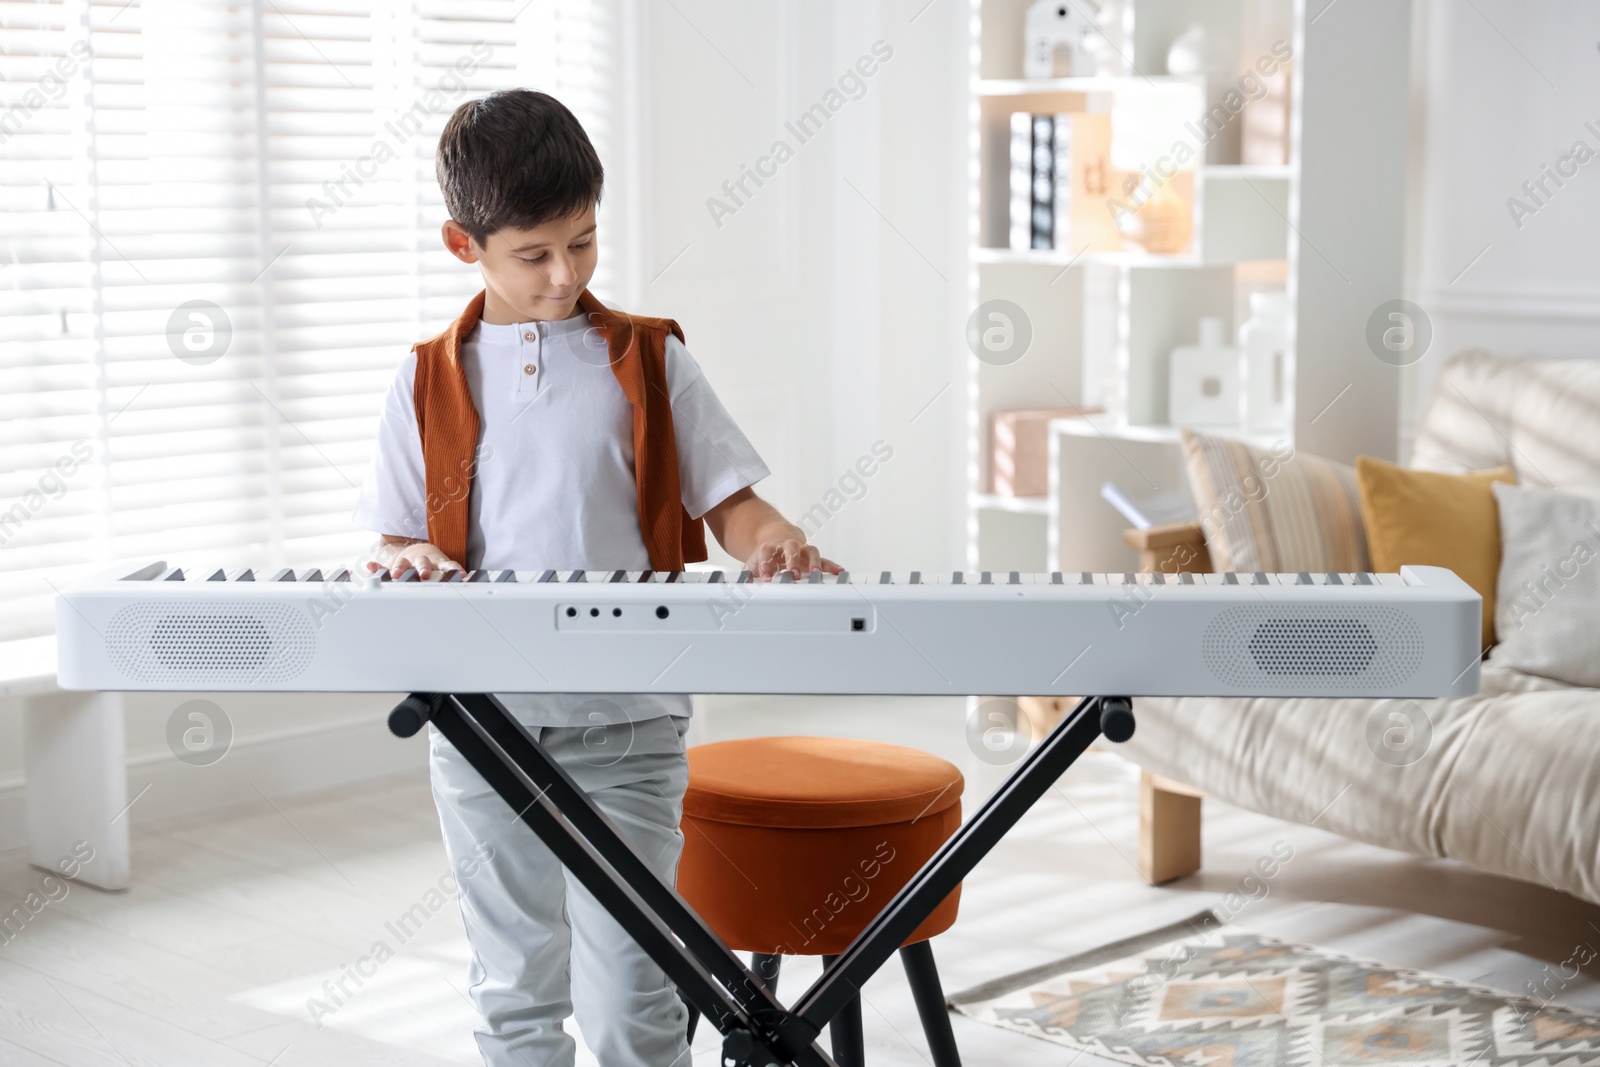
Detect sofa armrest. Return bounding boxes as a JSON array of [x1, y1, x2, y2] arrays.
[[1123, 521, 1211, 574]]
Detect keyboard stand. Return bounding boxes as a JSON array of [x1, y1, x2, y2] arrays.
[[390, 691, 1133, 1067]]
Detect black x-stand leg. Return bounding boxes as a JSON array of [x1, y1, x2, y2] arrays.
[[389, 692, 1133, 1067]]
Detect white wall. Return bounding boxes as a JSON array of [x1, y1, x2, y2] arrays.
[[1404, 0, 1600, 447]]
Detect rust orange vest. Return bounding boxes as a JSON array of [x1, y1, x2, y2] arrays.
[[409, 289, 709, 570]]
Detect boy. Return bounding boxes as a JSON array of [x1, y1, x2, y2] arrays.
[[352, 89, 840, 1066]]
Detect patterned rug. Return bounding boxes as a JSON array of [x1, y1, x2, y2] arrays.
[[947, 910, 1600, 1066]]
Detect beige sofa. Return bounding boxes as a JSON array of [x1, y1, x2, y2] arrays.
[[1121, 350, 1600, 905]]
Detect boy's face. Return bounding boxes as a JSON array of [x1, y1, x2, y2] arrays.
[[443, 202, 598, 322]]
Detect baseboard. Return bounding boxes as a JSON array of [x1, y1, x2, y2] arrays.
[[0, 712, 428, 854]]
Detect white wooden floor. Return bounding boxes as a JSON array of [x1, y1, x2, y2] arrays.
[[4, 695, 1599, 1066]]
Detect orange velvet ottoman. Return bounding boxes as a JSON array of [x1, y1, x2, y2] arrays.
[[677, 736, 965, 1067]]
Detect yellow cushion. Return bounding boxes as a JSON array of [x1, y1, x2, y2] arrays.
[[1355, 457, 1515, 650]]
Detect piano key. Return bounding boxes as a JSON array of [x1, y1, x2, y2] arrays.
[[495, 570, 517, 583], [231, 568, 255, 582], [1375, 572, 1406, 585], [737, 571, 754, 583], [442, 570, 462, 582], [1007, 571, 1020, 584], [836, 570, 850, 583], [1295, 571, 1314, 585], [635, 571, 653, 582], [979, 571, 992, 585], [1122, 573, 1136, 585], [1179, 572, 1195, 584], [665, 571, 682, 583], [708, 570, 725, 583], [608, 570, 627, 583], [566, 570, 587, 582], [1050, 572, 1064, 584], [807, 570, 824, 583], [948, 572, 960, 584], [908, 571, 923, 584], [1150, 571, 1166, 585], [206, 568, 227, 581], [271, 568, 295, 582], [466, 570, 489, 582], [1252, 572, 1270, 585], [777, 571, 795, 583], [536, 570, 557, 582], [300, 569, 323, 583], [1223, 572, 1240, 584], [395, 568, 418, 583], [163, 568, 185, 581], [1323, 572, 1343, 585], [1353, 572, 1374, 585]]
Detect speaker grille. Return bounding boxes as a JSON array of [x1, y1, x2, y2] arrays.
[[106, 602, 313, 684], [1202, 606, 1422, 692]]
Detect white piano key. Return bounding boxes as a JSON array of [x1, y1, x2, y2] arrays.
[[1375, 572, 1407, 585]]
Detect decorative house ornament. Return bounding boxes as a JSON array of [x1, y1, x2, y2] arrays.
[[1024, 0, 1095, 79], [1169, 317, 1241, 428]]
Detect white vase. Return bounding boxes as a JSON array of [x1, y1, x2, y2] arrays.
[[1238, 291, 1290, 432]]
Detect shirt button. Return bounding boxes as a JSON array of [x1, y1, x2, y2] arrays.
[[523, 363, 537, 375], [523, 330, 536, 342]]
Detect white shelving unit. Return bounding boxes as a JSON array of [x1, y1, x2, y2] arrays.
[[963, 0, 1414, 573]]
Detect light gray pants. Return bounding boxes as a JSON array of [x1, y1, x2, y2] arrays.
[[427, 712, 693, 1067]]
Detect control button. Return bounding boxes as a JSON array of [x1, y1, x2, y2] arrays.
[[523, 330, 536, 342], [523, 363, 537, 375]]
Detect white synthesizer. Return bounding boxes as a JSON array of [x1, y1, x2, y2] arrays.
[[54, 562, 1482, 699]]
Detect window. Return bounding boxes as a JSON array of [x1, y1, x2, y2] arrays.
[[0, 0, 621, 641]]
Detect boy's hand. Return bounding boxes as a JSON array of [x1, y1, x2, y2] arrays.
[[366, 539, 463, 580], [744, 539, 842, 581]]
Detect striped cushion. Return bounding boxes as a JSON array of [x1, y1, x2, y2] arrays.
[[1179, 429, 1370, 573]]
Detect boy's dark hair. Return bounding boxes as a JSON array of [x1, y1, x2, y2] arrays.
[[436, 89, 603, 243]]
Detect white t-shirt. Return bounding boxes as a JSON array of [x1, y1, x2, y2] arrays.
[[352, 309, 770, 724]]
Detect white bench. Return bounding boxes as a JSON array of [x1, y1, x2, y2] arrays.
[[7, 636, 128, 891]]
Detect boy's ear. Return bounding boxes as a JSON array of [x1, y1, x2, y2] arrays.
[[441, 220, 480, 264]]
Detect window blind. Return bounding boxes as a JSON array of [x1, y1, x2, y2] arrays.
[[0, 0, 621, 642]]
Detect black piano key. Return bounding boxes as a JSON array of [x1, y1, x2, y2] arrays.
[[164, 568, 185, 581], [1151, 571, 1166, 585], [638, 570, 654, 582], [777, 571, 795, 583], [608, 570, 627, 582], [708, 570, 724, 583], [1296, 572, 1313, 585], [236, 569, 254, 582], [665, 571, 682, 583], [979, 571, 992, 584], [272, 568, 295, 582], [879, 570, 892, 584], [442, 570, 462, 582], [538, 569, 557, 582], [808, 570, 823, 583], [465, 570, 489, 582], [1050, 572, 1063, 584], [1180, 572, 1195, 584], [1223, 572, 1239, 584], [1254, 573, 1270, 585], [949, 572, 960, 584], [396, 568, 418, 582], [911, 571, 923, 584], [495, 570, 518, 583], [206, 568, 226, 581], [737, 570, 753, 583], [1080, 571, 1093, 585], [1325, 572, 1343, 585], [1122, 573, 1135, 585], [567, 570, 586, 582], [1354, 572, 1374, 585], [1008, 571, 1020, 584], [836, 570, 850, 583], [301, 568, 323, 582]]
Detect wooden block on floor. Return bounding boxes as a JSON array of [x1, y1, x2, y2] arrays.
[[1139, 769, 1202, 885]]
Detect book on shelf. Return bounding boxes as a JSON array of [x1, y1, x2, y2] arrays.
[[1100, 481, 1197, 530], [1008, 112, 1080, 252]]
